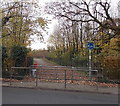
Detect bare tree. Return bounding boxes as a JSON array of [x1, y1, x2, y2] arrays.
[[45, 0, 120, 36]]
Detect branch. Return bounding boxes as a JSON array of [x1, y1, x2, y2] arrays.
[[57, 14, 94, 22], [99, 2, 116, 26]]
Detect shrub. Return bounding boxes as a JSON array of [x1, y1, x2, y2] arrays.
[[11, 45, 28, 67], [11, 45, 29, 78]]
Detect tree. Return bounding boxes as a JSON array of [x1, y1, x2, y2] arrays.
[[45, 0, 120, 36], [1, 1, 48, 76], [1, 1, 47, 42], [45, 0, 120, 80]]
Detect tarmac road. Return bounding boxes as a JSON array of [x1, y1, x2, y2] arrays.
[[2, 87, 118, 104], [34, 58, 54, 66]]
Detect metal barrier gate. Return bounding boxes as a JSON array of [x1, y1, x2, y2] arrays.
[[3, 65, 98, 87], [2, 65, 118, 94]]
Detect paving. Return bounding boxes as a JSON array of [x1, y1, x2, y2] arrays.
[[2, 80, 119, 95]]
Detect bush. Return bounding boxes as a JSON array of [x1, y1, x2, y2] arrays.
[[26, 56, 33, 67], [46, 51, 88, 67], [11, 45, 28, 67], [11, 45, 29, 78], [103, 55, 120, 80], [0, 46, 9, 77]]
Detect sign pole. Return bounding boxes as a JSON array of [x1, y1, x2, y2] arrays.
[[87, 41, 94, 77], [89, 49, 92, 77]]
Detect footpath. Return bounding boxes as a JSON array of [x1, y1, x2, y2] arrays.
[[2, 80, 119, 94]]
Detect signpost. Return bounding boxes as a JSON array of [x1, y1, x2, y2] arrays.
[[87, 42, 94, 77], [87, 42, 95, 50]]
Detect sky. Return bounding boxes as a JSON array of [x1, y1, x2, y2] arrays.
[[29, 0, 58, 50], [30, 19, 58, 50]]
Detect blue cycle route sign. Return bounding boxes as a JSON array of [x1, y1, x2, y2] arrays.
[[87, 42, 95, 49]]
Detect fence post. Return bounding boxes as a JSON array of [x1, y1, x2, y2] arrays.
[[10, 74, 12, 86], [64, 70, 67, 88], [56, 73, 57, 79], [71, 70, 73, 83], [39, 66, 42, 82], [10, 68, 13, 86], [95, 75, 98, 92], [29, 66, 32, 77]]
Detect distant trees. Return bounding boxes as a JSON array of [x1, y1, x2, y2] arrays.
[[47, 22, 89, 67], [32, 49, 49, 58]]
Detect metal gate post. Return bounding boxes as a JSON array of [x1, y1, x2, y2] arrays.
[[96, 74, 98, 91], [10, 74, 12, 86], [35, 68, 38, 87], [10, 68, 13, 86], [29, 66, 32, 77], [64, 70, 67, 88], [71, 70, 73, 83]]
